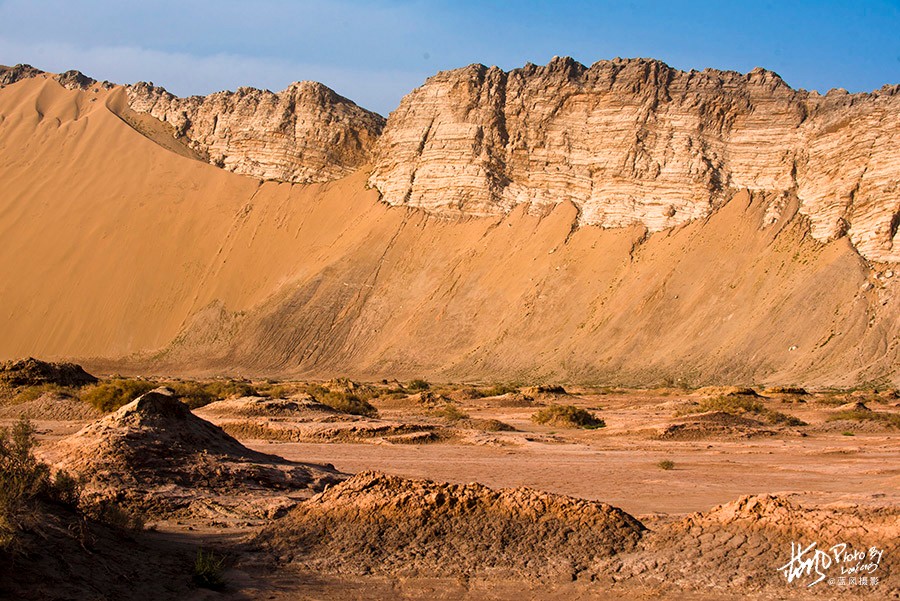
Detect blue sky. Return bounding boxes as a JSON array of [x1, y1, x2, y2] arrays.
[[1, 1, 898, 115]]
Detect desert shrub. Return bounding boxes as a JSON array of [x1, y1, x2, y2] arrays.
[[85, 501, 145, 533], [478, 384, 520, 397], [532, 404, 605, 429], [300, 383, 330, 398], [168, 380, 256, 409], [657, 460, 675, 470], [193, 549, 227, 590], [434, 403, 469, 422], [826, 410, 900, 428], [80, 379, 156, 412], [0, 418, 50, 546], [842, 431, 855, 436], [9, 383, 72, 405], [683, 396, 806, 426], [407, 379, 430, 391], [320, 391, 378, 417], [468, 418, 515, 432]]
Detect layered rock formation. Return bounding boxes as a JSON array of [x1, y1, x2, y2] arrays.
[[124, 80, 385, 183], [369, 57, 900, 262], [0, 64, 385, 183]]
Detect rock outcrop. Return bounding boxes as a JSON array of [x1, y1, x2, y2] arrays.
[[0, 64, 385, 184], [0, 358, 97, 389], [369, 57, 900, 262], [124, 80, 385, 183]]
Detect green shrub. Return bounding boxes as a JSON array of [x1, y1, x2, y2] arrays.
[[657, 460, 675, 470], [532, 404, 605, 429], [80, 379, 156, 412], [10, 383, 72, 405], [478, 384, 519, 397], [193, 549, 227, 590]]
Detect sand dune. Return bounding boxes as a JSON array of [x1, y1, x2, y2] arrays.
[[0, 75, 898, 385]]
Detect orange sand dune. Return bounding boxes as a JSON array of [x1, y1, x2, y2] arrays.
[[0, 76, 897, 385]]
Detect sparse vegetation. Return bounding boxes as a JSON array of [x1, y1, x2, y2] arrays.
[[434, 403, 469, 422], [532, 404, 605, 429], [826, 409, 900, 429], [842, 431, 855, 436], [478, 384, 520, 397], [193, 549, 227, 590], [0, 418, 91, 548], [80, 379, 156, 412], [657, 460, 675, 470], [407, 379, 430, 391], [9, 383, 73, 405], [681, 395, 806, 426], [319, 390, 378, 417], [167, 380, 257, 409]]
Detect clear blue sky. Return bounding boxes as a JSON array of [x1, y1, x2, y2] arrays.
[[1, 0, 898, 115]]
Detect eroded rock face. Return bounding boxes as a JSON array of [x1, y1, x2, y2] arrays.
[[369, 57, 900, 262], [125, 80, 385, 183]]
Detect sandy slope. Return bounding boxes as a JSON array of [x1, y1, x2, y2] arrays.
[[0, 76, 898, 385]]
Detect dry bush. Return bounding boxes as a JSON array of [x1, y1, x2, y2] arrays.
[[532, 404, 605, 429], [433, 403, 468, 422], [320, 391, 378, 417], [80, 379, 156, 412], [826, 409, 900, 428], [167, 380, 256, 409]]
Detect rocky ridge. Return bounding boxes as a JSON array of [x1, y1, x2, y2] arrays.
[[369, 57, 900, 262], [0, 64, 385, 184]]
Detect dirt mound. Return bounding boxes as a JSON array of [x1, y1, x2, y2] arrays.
[[836, 400, 872, 412], [258, 471, 645, 581], [0, 393, 101, 421], [43, 388, 344, 519], [657, 411, 776, 439], [0, 358, 97, 389], [695, 386, 760, 398], [195, 395, 344, 420], [628, 494, 899, 593], [0, 499, 196, 601]]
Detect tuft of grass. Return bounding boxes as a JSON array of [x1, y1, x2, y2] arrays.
[[478, 384, 520, 398], [826, 410, 900, 429], [532, 404, 605, 429], [841, 431, 855, 436], [681, 395, 806, 427], [193, 549, 227, 590], [657, 460, 675, 470], [80, 379, 156, 412]]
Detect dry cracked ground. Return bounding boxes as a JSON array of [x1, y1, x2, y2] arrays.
[[0, 359, 897, 600]]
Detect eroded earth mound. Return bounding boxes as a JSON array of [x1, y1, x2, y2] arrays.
[[43, 388, 344, 519], [258, 471, 646, 581]]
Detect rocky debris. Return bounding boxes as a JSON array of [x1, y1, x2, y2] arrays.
[[695, 386, 760, 398], [124, 80, 385, 183], [44, 388, 344, 519], [0, 357, 97, 389], [369, 56, 900, 262], [258, 471, 645, 581], [627, 494, 899, 593]]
